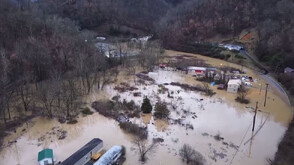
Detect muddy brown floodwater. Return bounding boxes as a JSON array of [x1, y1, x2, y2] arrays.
[[0, 68, 292, 165]]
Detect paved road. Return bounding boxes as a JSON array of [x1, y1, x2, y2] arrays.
[[240, 50, 268, 74], [240, 50, 290, 104]]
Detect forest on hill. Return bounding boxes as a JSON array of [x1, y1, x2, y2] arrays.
[[29, 0, 294, 71]]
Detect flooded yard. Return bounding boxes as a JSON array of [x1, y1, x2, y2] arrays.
[[0, 69, 292, 165]]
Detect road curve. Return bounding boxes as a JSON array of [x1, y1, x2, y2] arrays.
[[240, 50, 290, 104]]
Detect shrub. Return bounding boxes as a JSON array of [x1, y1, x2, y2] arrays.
[[141, 97, 152, 113], [119, 122, 147, 139], [179, 144, 206, 165], [81, 107, 94, 115], [67, 119, 78, 124], [235, 54, 246, 59], [127, 110, 140, 118], [121, 145, 126, 156], [290, 87, 294, 95], [109, 26, 121, 36], [112, 95, 120, 102], [92, 100, 117, 118], [0, 124, 6, 138], [235, 97, 250, 104], [123, 99, 136, 110], [277, 73, 293, 90], [154, 101, 170, 119]]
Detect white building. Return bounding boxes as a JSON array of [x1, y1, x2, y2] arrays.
[[187, 66, 206, 76], [219, 44, 244, 51], [227, 79, 242, 93], [94, 145, 124, 165]]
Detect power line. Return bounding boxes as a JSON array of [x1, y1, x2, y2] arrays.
[[229, 123, 251, 165], [252, 101, 258, 132], [264, 83, 269, 107]]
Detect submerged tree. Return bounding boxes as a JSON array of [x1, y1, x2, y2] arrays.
[[202, 82, 215, 96], [179, 144, 206, 165], [133, 136, 157, 162]]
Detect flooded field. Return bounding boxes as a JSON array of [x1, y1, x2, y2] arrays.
[[0, 68, 292, 165]]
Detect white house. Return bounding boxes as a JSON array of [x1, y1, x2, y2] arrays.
[[227, 79, 242, 93], [38, 148, 54, 165], [187, 66, 206, 76]]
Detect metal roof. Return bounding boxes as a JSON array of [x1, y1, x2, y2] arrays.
[[38, 148, 53, 161], [61, 138, 103, 165], [187, 66, 206, 70]]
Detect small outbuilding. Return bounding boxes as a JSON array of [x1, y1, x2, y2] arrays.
[[227, 79, 242, 93], [38, 148, 54, 165]]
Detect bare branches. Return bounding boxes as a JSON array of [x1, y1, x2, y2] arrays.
[[133, 136, 157, 162], [235, 85, 250, 104], [179, 144, 206, 165]]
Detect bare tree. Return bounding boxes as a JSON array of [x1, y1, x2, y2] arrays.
[[179, 144, 205, 165], [236, 84, 249, 104], [17, 76, 34, 112], [138, 41, 162, 71], [0, 50, 14, 122], [180, 144, 196, 163], [133, 136, 157, 162], [101, 70, 113, 90], [202, 82, 214, 96], [38, 81, 59, 118], [124, 59, 137, 83], [61, 79, 80, 118]]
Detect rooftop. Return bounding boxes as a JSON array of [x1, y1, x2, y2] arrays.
[[187, 66, 206, 70], [38, 148, 53, 161], [61, 138, 103, 165], [94, 145, 123, 165], [228, 79, 242, 85]]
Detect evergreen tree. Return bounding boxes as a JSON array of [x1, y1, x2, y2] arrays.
[[154, 101, 169, 119], [141, 97, 152, 113]]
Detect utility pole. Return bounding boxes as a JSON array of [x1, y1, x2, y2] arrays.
[[252, 101, 258, 132], [264, 83, 269, 107]]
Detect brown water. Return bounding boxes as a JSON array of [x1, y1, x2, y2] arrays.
[[0, 69, 292, 165]]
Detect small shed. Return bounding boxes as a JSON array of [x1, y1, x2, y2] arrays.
[[38, 148, 54, 165], [227, 79, 242, 93]]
